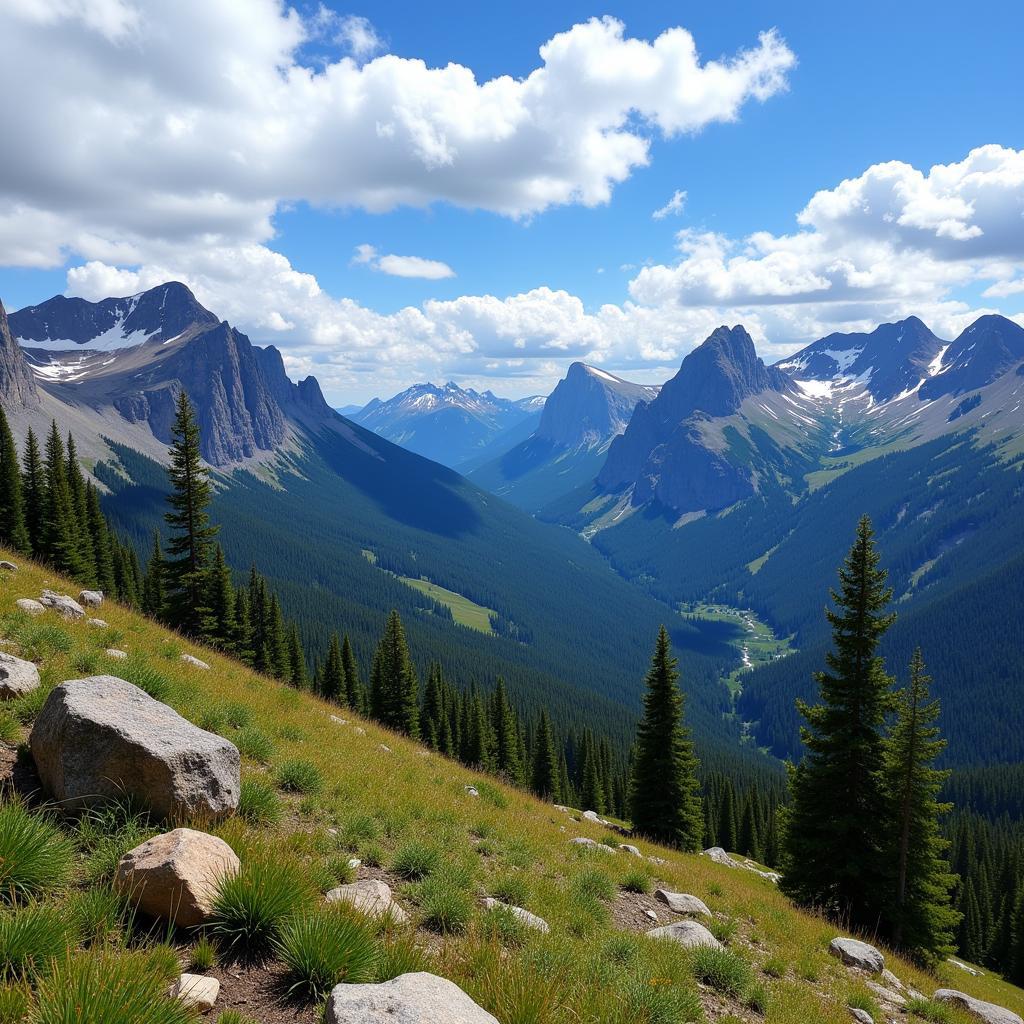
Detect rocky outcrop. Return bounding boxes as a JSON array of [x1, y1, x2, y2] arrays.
[[324, 972, 499, 1024], [115, 828, 240, 926], [921, 315, 1024, 400], [646, 919, 722, 949], [15, 598, 44, 616], [0, 561, 17, 571], [933, 990, 1024, 1024], [654, 890, 711, 917], [828, 937, 884, 974], [39, 590, 84, 619], [78, 590, 103, 607], [482, 897, 549, 933], [325, 879, 409, 924], [0, 652, 40, 699], [0, 300, 38, 407], [30, 676, 240, 821]]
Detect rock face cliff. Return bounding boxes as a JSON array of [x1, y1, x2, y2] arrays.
[[0, 300, 39, 407], [598, 326, 791, 513], [920, 315, 1024, 399]]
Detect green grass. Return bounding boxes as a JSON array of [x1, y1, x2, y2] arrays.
[[0, 804, 74, 901], [397, 577, 496, 634]]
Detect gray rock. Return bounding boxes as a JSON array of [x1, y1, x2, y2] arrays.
[[646, 919, 722, 949], [654, 889, 711, 917], [0, 651, 40, 699], [0, 560, 16, 571], [947, 957, 983, 976], [170, 974, 220, 1012], [702, 846, 738, 867], [933, 990, 1024, 1024], [325, 972, 498, 1024], [482, 897, 549, 933], [569, 837, 616, 853], [78, 590, 103, 608], [39, 590, 85, 620], [105, 649, 128, 660], [849, 1010, 873, 1024], [86, 617, 108, 628], [465, 785, 479, 797], [326, 879, 409, 924], [829, 937, 885, 974], [30, 676, 240, 822], [179, 654, 210, 670], [644, 909, 658, 921], [15, 598, 45, 616], [866, 980, 905, 1008], [582, 810, 603, 823], [619, 843, 642, 857]]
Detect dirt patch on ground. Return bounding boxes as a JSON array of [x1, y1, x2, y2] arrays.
[[611, 889, 669, 932], [206, 960, 318, 1023]]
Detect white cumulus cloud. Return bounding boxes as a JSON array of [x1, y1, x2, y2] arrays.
[[653, 190, 688, 219]]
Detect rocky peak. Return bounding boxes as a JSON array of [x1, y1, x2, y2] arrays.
[[921, 314, 1024, 399], [0, 299, 39, 406]]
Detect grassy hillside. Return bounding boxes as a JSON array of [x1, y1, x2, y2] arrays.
[[1, 553, 1022, 1024]]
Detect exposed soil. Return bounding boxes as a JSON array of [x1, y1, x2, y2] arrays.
[[206, 960, 318, 1023]]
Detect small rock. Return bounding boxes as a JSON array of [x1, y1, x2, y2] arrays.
[[849, 1010, 874, 1024], [86, 617, 108, 628], [15, 598, 45, 616], [582, 810, 601, 822], [170, 974, 220, 1013], [482, 897, 549, 933], [0, 651, 40, 699], [866, 980, 905, 1008], [325, 972, 498, 1024], [0, 560, 17, 571], [654, 889, 711, 918], [647, 855, 667, 866], [39, 590, 84, 620], [465, 785, 479, 797], [646, 919, 722, 949], [378, 744, 391, 752], [115, 828, 240, 927], [347, 857, 361, 870], [829, 937, 885, 974], [326, 879, 409, 924], [104, 648, 128, 660], [644, 909, 658, 921], [947, 957, 982, 976], [353, 726, 365, 735], [179, 653, 210, 670], [933, 990, 1024, 1024], [554, 804, 570, 813], [568, 837, 616, 853], [881, 969, 904, 991], [330, 715, 348, 724], [619, 843, 642, 857], [78, 590, 103, 608], [702, 846, 738, 867]]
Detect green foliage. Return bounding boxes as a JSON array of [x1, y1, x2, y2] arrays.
[[570, 867, 615, 904], [118, 654, 173, 702], [0, 903, 72, 980], [392, 839, 439, 881], [905, 997, 954, 1022], [190, 935, 217, 971], [416, 866, 473, 934], [237, 778, 284, 827], [0, 804, 74, 900], [621, 977, 703, 1024], [68, 885, 132, 947], [0, 716, 19, 748], [374, 934, 428, 981], [234, 725, 274, 764], [274, 758, 323, 795], [620, 869, 652, 895], [369, 610, 420, 738], [274, 907, 378, 999], [0, 982, 31, 1024], [690, 945, 753, 998]]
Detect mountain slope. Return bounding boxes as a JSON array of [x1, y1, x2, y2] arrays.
[[469, 362, 657, 511], [350, 382, 542, 468], [0, 299, 38, 407]]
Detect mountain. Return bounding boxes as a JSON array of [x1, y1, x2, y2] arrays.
[[0, 300, 38, 407], [349, 382, 543, 468], [469, 362, 658, 512], [1, 282, 757, 767]]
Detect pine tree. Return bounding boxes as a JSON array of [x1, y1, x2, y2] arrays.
[[781, 516, 895, 928], [0, 407, 29, 553], [163, 391, 218, 634], [142, 531, 166, 619], [1009, 889, 1024, 985], [321, 633, 345, 702], [719, 780, 739, 852], [491, 677, 522, 784], [370, 611, 419, 737], [232, 586, 254, 663], [20, 428, 44, 555], [579, 734, 604, 813], [629, 626, 703, 850], [531, 709, 559, 800], [65, 435, 95, 579], [882, 648, 959, 963], [85, 483, 115, 594], [41, 422, 83, 576], [341, 634, 362, 710], [266, 594, 289, 679], [205, 545, 236, 647], [287, 624, 309, 689]]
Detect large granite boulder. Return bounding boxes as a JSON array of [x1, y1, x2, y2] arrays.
[[646, 919, 722, 949], [39, 590, 84, 620], [15, 598, 44, 616], [829, 937, 884, 973], [115, 828, 240, 926], [30, 676, 240, 821], [0, 652, 40, 699], [654, 889, 711, 917], [78, 590, 103, 608], [325, 972, 498, 1024], [325, 879, 409, 924], [933, 990, 1024, 1024]]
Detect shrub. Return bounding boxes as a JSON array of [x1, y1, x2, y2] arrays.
[[848, 991, 879, 1017], [237, 777, 284, 828], [72, 651, 101, 675], [68, 885, 132, 947], [0, 903, 72, 980], [223, 702, 253, 729], [761, 954, 787, 978], [339, 813, 378, 849], [480, 904, 527, 947], [190, 935, 217, 971], [8, 621, 73, 662], [796, 953, 821, 982], [708, 916, 738, 943], [235, 726, 274, 764], [602, 933, 639, 965], [392, 840, 439, 881], [0, 803, 74, 900], [620, 869, 652, 894], [274, 907, 378, 1000], [198, 707, 227, 734], [489, 873, 529, 908], [278, 724, 307, 743], [210, 852, 316, 950], [327, 856, 356, 886], [275, 759, 323, 795], [0, 982, 31, 1024], [690, 946, 753, 998], [707, 882, 724, 897], [216, 1013, 259, 1024], [34, 948, 196, 1024], [74, 800, 152, 885], [746, 980, 770, 1014]]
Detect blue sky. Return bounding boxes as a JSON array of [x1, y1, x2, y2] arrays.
[[1, 1, 1022, 402]]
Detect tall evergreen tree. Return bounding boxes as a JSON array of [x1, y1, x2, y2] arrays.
[[41, 421, 82, 576], [629, 626, 703, 850], [491, 677, 522, 783], [0, 408, 29, 553], [781, 515, 895, 928], [266, 593, 289, 679], [320, 632, 345, 702], [65, 435, 95, 578], [141, 531, 166, 619], [85, 483, 115, 594], [341, 634, 362, 710], [205, 545, 236, 647], [882, 648, 959, 963], [370, 610, 419, 737], [287, 624, 309, 689], [531, 709, 559, 800], [163, 391, 218, 634], [20, 428, 44, 555]]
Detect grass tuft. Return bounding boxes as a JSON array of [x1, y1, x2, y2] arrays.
[[237, 778, 284, 827], [690, 945, 753, 998], [0, 803, 74, 901], [274, 758, 323, 795]]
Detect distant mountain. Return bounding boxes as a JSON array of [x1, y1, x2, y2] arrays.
[[349, 382, 543, 468], [335, 404, 364, 417], [469, 362, 658, 511]]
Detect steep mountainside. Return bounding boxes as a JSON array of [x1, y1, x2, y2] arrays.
[[0, 300, 38, 407], [469, 363, 657, 511], [351, 382, 543, 468]]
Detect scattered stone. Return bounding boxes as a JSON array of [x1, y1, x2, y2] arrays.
[[647, 855, 667, 866], [619, 843, 642, 857], [170, 974, 220, 1013], [353, 726, 365, 735], [947, 958, 983, 976], [568, 837, 615, 853], [0, 652, 40, 699], [78, 589, 103, 607], [644, 909, 658, 921], [326, 879, 409, 924], [554, 804, 570, 813], [482, 897, 549, 933], [86, 617, 108, 628], [646, 919, 722, 950], [39, 590, 84, 619], [702, 846, 738, 867], [347, 857, 361, 870], [582, 810, 602, 822], [378, 744, 391, 752], [115, 828, 240, 927], [104, 648, 128, 660], [330, 715, 348, 725], [849, 1010, 874, 1024], [654, 890, 712, 918], [325, 972, 498, 1024], [465, 785, 479, 797], [933, 990, 1024, 1024], [866, 980, 906, 1008], [829, 937, 885, 974], [30, 676, 240, 821], [179, 653, 210, 670], [0, 560, 16, 571], [881, 968, 905, 991], [15, 598, 45, 616]]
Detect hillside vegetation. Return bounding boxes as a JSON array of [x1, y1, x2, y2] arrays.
[[1, 553, 1022, 1023]]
